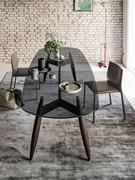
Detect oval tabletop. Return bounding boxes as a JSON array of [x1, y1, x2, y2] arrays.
[[22, 47, 99, 119]]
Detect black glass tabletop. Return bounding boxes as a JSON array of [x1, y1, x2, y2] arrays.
[[22, 47, 99, 118]]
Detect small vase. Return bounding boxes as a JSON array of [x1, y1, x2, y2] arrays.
[[38, 58, 45, 70], [32, 68, 39, 80]]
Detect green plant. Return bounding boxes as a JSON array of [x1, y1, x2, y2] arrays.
[[44, 38, 63, 56]]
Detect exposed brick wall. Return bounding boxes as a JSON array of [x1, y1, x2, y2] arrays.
[[0, 0, 123, 64]]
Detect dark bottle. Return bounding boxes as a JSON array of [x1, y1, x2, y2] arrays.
[[38, 58, 45, 70]]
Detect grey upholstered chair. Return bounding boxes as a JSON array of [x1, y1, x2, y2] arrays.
[[83, 61, 126, 123], [10, 52, 29, 90]]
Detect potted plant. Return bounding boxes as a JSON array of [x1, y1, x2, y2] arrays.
[[44, 37, 63, 67]]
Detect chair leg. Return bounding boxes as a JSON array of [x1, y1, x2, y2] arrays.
[[93, 93, 96, 124], [109, 92, 112, 105], [120, 92, 126, 120], [43, 72, 48, 83], [83, 83, 86, 108], [10, 76, 13, 90], [13, 77, 17, 89]]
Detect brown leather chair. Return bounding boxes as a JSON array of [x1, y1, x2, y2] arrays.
[[83, 61, 126, 123], [10, 52, 29, 90]]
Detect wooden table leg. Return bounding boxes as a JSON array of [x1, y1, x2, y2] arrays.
[[76, 96, 90, 161], [30, 116, 42, 160], [29, 96, 44, 160]]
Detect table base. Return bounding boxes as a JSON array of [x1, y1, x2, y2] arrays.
[[29, 96, 90, 161]]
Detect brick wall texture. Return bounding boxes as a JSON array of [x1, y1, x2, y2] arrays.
[[0, 0, 123, 63]]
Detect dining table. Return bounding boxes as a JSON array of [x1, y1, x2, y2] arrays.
[[22, 47, 99, 161]]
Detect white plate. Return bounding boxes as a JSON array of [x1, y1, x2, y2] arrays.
[[59, 81, 81, 94]]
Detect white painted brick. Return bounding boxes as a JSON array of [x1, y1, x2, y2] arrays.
[[0, 0, 123, 64]]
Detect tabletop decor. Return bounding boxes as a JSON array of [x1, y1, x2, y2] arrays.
[[44, 38, 62, 57], [59, 81, 81, 94], [32, 68, 39, 81], [38, 58, 45, 70], [44, 36, 63, 67], [74, 0, 93, 11]]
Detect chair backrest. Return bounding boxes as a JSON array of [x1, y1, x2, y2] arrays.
[[11, 52, 18, 74], [107, 61, 123, 90]]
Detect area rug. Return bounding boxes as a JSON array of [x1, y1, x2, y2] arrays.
[[0, 73, 135, 180]]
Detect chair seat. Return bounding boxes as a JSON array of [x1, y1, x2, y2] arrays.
[[13, 68, 29, 76], [85, 81, 119, 93]]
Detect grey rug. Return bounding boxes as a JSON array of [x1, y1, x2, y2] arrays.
[[0, 73, 135, 180]]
